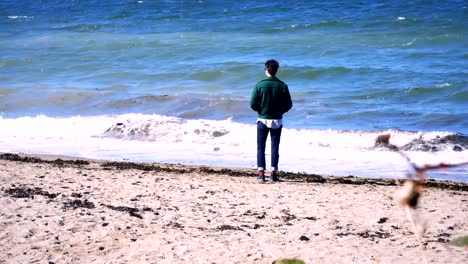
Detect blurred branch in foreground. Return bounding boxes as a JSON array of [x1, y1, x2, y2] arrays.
[[376, 133, 468, 263]]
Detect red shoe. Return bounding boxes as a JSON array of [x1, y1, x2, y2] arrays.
[[270, 171, 280, 182], [257, 171, 265, 183]]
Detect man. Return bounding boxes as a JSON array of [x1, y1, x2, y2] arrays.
[[249, 59, 293, 183]]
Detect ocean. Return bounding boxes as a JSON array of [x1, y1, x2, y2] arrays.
[[1, 0, 467, 181]]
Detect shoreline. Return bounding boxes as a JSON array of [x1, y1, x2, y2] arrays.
[[1, 152, 467, 263], [1, 152, 467, 190]]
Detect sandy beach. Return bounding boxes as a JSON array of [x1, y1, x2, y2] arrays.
[[0, 153, 466, 264]]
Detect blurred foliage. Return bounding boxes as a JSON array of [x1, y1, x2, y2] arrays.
[[450, 236, 468, 247]]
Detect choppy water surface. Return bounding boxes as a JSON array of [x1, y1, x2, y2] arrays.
[[1, 0, 467, 181]]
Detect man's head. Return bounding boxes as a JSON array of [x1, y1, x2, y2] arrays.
[[265, 59, 279, 76]]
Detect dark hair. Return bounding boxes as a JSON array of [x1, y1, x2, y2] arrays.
[[265, 59, 279, 76]]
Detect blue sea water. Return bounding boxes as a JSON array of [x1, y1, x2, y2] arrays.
[[0, 0, 467, 181]]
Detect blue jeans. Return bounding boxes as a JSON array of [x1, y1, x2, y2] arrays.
[[257, 121, 282, 171]]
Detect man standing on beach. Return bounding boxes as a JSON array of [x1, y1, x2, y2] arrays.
[[250, 59, 293, 183]]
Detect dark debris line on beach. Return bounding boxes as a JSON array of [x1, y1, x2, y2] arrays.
[[3, 185, 152, 219], [1, 152, 467, 191], [3, 185, 97, 210], [0, 153, 89, 167], [4, 186, 58, 199], [63, 199, 96, 209], [100, 161, 248, 177], [100, 204, 157, 219]]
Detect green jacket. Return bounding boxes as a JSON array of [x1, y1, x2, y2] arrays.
[[249, 76, 293, 119]]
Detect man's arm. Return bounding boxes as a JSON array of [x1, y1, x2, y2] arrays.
[[282, 86, 293, 113], [249, 86, 260, 112]]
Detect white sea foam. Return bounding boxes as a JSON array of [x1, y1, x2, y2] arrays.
[[436, 83, 451, 88], [7, 16, 33, 19], [403, 38, 416, 46], [0, 114, 466, 181]]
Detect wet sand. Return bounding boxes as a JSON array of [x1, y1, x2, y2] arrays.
[[0, 153, 467, 264]]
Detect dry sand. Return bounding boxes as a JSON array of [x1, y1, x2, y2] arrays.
[[0, 153, 467, 264]]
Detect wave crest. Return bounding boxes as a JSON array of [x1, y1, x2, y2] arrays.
[[399, 134, 468, 152], [99, 116, 230, 143]]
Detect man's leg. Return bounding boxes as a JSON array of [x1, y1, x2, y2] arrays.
[[270, 126, 282, 181], [257, 122, 269, 182]]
